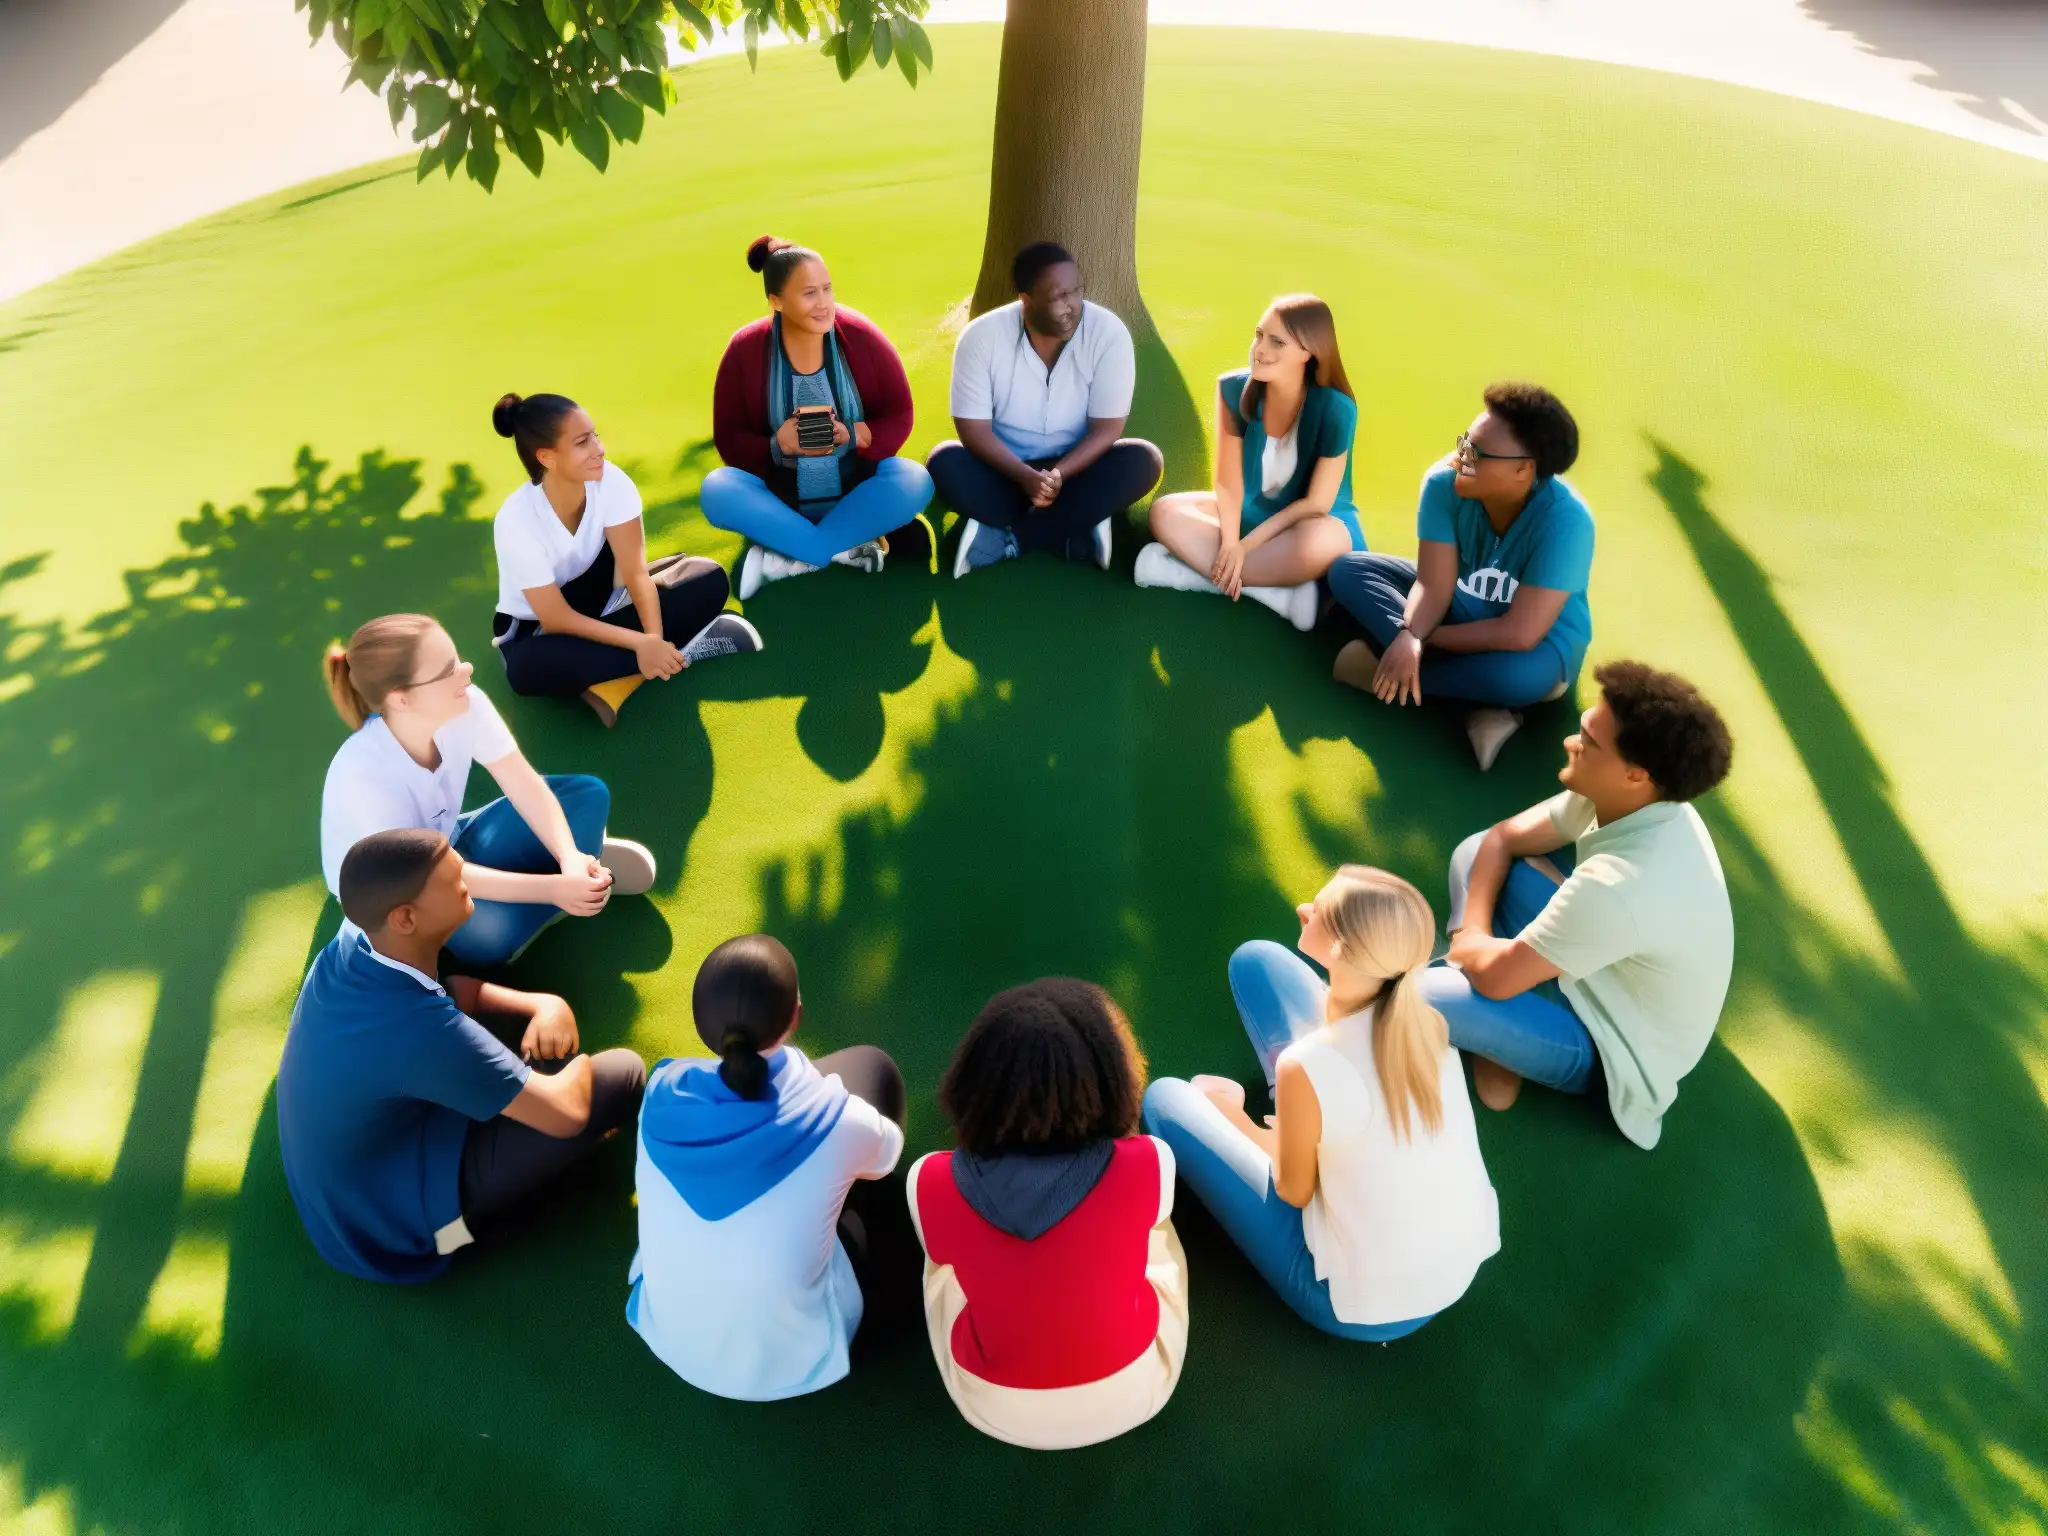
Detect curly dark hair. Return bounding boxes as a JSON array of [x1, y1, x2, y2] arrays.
[[1011, 240, 1076, 294], [1596, 660, 1734, 802], [1483, 381, 1579, 480], [939, 978, 1146, 1157]]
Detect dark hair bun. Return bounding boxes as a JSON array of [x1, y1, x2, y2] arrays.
[[491, 392, 523, 438], [746, 234, 787, 273]]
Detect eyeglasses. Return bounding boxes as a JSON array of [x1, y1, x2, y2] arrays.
[[404, 655, 464, 689], [1456, 431, 1532, 470]]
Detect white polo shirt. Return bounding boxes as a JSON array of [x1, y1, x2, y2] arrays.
[[318, 685, 519, 894], [492, 460, 644, 622], [949, 300, 1137, 461]]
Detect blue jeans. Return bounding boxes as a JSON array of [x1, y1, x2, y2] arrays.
[[1327, 551, 1573, 708], [1424, 832, 1597, 1093], [443, 773, 610, 967], [700, 459, 934, 567], [1141, 940, 1434, 1344]]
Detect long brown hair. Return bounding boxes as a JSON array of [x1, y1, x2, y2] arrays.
[[323, 614, 439, 731], [1316, 866, 1447, 1141], [1243, 293, 1353, 424]]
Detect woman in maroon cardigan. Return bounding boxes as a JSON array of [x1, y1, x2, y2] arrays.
[[707, 236, 936, 600]]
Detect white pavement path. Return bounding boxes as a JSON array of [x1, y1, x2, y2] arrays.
[[2, 0, 2044, 302]]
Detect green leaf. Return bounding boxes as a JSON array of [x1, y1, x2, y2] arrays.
[[355, 0, 390, 39], [671, 0, 712, 40], [872, 16, 892, 66], [781, 0, 807, 40], [386, 80, 409, 128], [345, 51, 397, 90], [467, 124, 501, 189], [504, 118, 545, 176], [486, 3, 528, 50], [830, 30, 853, 81], [411, 81, 454, 139], [589, 22, 621, 62], [415, 137, 444, 180], [895, 40, 916, 85], [595, 87, 644, 142], [540, 0, 574, 40], [441, 112, 470, 175], [846, 12, 872, 68], [618, 69, 665, 112], [568, 117, 610, 170], [743, 11, 759, 68], [904, 17, 931, 67]]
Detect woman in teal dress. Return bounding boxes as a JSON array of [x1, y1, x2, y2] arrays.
[[1136, 295, 1363, 631]]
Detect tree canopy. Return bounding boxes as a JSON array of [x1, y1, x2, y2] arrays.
[[299, 0, 934, 189]]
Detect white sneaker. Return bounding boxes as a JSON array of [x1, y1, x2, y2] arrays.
[[681, 613, 764, 664], [830, 539, 886, 574], [599, 837, 657, 897], [1244, 580, 1318, 632], [1133, 542, 1221, 594], [738, 543, 767, 602], [1466, 707, 1525, 772], [741, 544, 822, 600], [1091, 519, 1113, 571]]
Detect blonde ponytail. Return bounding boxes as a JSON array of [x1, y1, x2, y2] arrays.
[[323, 614, 439, 731], [1316, 865, 1448, 1142]]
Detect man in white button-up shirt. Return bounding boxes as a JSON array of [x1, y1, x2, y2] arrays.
[[928, 242, 1163, 577]]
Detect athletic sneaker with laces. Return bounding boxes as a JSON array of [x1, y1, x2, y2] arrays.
[[830, 539, 888, 574], [953, 518, 1017, 578], [1090, 518, 1113, 571], [681, 613, 764, 664]]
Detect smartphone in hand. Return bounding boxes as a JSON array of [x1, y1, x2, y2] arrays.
[[794, 403, 836, 453]]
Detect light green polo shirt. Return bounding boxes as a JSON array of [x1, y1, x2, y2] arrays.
[[1520, 792, 1734, 1149]]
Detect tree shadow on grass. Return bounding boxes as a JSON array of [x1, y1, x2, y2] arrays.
[[0, 438, 1969, 1532], [1651, 439, 2048, 1528]]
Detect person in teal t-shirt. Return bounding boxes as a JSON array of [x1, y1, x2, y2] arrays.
[[1327, 382, 1594, 770], [1134, 294, 1363, 632]]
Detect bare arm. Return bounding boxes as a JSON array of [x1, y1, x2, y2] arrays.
[[1238, 451, 1348, 551], [1050, 416, 1127, 482], [1405, 539, 1460, 638], [606, 517, 664, 643], [500, 1053, 594, 1137], [1448, 802, 1570, 999], [1428, 583, 1569, 655], [1210, 1058, 1323, 1207], [469, 749, 612, 914], [1213, 387, 1246, 545], [446, 977, 581, 1061], [955, 417, 1044, 487]]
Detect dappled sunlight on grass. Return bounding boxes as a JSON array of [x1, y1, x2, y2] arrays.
[[7, 973, 157, 1182]]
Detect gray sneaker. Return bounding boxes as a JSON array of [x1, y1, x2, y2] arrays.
[[681, 613, 764, 664], [830, 539, 887, 574], [953, 518, 1017, 578]]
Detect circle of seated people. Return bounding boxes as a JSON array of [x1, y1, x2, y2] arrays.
[[278, 235, 1738, 1449]]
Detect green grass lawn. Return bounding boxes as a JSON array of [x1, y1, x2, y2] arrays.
[[1, 23, 2045, 1534]]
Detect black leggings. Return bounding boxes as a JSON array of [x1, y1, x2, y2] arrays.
[[813, 1044, 923, 1349], [495, 544, 729, 697], [927, 438, 1164, 555], [457, 1047, 648, 1240]]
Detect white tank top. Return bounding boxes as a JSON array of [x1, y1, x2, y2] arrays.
[[1281, 1008, 1501, 1325]]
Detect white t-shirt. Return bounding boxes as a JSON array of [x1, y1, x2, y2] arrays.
[[492, 460, 644, 622], [627, 1051, 904, 1401], [949, 300, 1137, 461], [1283, 1006, 1501, 1325], [317, 685, 519, 895]]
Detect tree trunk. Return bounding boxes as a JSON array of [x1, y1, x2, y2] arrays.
[[970, 0, 1149, 322]]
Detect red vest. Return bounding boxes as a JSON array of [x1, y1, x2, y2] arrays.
[[915, 1139, 1163, 1390]]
